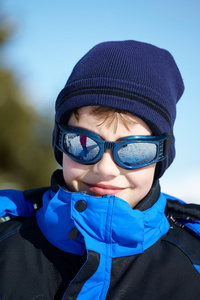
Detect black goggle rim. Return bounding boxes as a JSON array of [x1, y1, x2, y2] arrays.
[[56, 124, 169, 170]]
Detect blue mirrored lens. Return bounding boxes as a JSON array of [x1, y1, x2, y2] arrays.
[[117, 143, 157, 166], [63, 133, 100, 161]]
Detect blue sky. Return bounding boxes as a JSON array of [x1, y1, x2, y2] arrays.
[[1, 0, 200, 203]]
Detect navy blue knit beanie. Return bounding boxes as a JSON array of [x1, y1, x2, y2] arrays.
[[54, 40, 184, 180]]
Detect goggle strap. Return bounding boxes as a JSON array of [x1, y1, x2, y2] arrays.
[[54, 121, 61, 148], [164, 130, 173, 156]]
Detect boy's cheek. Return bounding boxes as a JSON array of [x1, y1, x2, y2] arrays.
[[62, 154, 88, 189], [126, 163, 156, 185]]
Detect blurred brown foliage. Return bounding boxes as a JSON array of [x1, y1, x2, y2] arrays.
[[0, 13, 56, 190]]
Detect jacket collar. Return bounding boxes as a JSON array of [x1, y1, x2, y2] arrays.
[[36, 179, 169, 257]]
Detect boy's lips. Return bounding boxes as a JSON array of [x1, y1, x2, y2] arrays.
[[84, 183, 127, 196]]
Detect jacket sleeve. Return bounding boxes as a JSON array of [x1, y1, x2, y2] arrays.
[[0, 189, 35, 220]]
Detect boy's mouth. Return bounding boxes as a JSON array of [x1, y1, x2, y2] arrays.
[[84, 183, 127, 196]]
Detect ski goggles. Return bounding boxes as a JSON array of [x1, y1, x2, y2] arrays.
[[56, 124, 169, 170]]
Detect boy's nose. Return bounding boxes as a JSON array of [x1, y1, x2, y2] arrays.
[[92, 150, 121, 178]]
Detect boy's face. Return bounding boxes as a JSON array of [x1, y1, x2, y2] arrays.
[[62, 106, 156, 208]]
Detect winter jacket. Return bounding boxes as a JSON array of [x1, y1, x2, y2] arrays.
[[0, 170, 200, 300]]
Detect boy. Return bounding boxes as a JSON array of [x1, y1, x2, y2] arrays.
[[1, 40, 200, 300]]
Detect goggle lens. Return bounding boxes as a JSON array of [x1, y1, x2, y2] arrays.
[[117, 143, 157, 167], [64, 134, 100, 161]]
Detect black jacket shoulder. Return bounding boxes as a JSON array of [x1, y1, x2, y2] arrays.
[[164, 198, 200, 268], [0, 216, 86, 300]]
